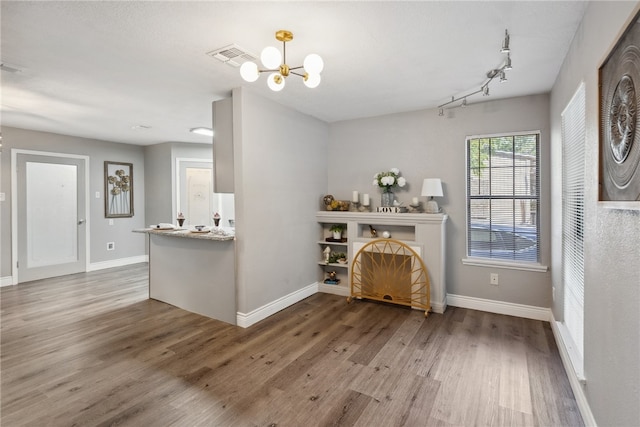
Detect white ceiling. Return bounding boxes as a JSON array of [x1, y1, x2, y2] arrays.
[[1, 1, 588, 146]]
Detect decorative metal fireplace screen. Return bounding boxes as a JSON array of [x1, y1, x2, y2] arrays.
[[349, 239, 431, 316]]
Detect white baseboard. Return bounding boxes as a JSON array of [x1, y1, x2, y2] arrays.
[[88, 255, 148, 272], [447, 293, 551, 322], [236, 282, 318, 328], [550, 312, 597, 426], [1, 276, 14, 287], [317, 282, 350, 296]]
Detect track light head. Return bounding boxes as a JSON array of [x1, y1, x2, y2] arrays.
[[501, 29, 510, 53], [483, 85, 489, 96], [500, 71, 507, 83], [504, 53, 513, 71]]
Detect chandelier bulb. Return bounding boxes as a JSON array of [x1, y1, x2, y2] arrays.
[[240, 61, 259, 82], [304, 73, 321, 89], [261, 46, 282, 69], [303, 54, 324, 74], [267, 72, 285, 91]]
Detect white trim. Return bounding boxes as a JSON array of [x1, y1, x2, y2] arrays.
[[550, 312, 597, 427], [462, 257, 548, 272], [11, 149, 91, 284], [447, 293, 551, 321], [318, 282, 350, 296], [236, 282, 317, 328], [1, 276, 15, 287], [88, 255, 148, 272]]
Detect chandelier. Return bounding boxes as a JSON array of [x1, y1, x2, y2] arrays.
[[240, 30, 324, 91]]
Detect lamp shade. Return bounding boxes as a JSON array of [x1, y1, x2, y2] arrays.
[[421, 178, 443, 197]]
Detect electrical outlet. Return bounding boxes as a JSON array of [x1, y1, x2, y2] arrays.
[[490, 273, 499, 286], [109, 219, 114, 226], [107, 242, 115, 251]]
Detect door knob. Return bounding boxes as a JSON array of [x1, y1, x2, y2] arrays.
[[78, 219, 86, 225]]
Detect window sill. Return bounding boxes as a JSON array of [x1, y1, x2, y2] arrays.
[[461, 257, 548, 272]]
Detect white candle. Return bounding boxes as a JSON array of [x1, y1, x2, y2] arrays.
[[412, 197, 419, 205], [352, 190, 359, 203], [362, 193, 370, 206]]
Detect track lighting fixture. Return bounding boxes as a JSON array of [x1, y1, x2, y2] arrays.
[[438, 29, 513, 115], [240, 30, 323, 91]]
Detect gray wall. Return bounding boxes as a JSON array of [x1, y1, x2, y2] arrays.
[[232, 87, 328, 314], [143, 142, 172, 227], [143, 142, 212, 227], [0, 126, 146, 278], [550, 2, 640, 426], [328, 93, 552, 308]]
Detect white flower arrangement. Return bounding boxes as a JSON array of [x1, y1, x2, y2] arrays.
[[373, 168, 407, 192]]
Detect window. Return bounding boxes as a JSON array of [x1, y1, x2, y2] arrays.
[[466, 132, 540, 263], [560, 83, 585, 369]]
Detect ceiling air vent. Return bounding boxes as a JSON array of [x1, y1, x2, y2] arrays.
[[206, 44, 258, 68]]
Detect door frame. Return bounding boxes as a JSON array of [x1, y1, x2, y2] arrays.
[[10, 149, 91, 285], [175, 157, 214, 223]]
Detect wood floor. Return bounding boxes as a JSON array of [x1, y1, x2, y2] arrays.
[[1, 264, 583, 426]]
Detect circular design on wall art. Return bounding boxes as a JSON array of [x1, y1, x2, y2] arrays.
[[609, 74, 636, 164], [601, 42, 640, 200]]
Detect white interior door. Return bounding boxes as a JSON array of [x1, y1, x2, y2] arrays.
[[17, 153, 87, 283]]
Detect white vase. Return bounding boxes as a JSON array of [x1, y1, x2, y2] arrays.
[[332, 231, 342, 239]]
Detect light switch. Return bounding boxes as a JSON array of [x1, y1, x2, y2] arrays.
[[0, 192, 5, 202], [95, 191, 100, 198], [109, 219, 114, 226]]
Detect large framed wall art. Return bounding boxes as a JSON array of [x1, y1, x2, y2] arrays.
[[599, 9, 640, 207]]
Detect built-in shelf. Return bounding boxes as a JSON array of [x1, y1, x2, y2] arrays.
[[316, 211, 448, 313]]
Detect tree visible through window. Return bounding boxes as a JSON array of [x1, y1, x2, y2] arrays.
[[466, 133, 540, 263]]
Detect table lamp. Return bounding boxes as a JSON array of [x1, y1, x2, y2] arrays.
[[421, 178, 443, 213]]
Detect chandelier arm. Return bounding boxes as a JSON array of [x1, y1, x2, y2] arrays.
[[282, 40, 287, 66], [290, 70, 306, 77], [258, 68, 280, 73], [289, 65, 305, 71]]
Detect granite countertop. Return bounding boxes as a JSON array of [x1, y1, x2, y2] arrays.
[[133, 227, 235, 241]]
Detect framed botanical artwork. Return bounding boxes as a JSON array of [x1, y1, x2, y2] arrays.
[[598, 8, 640, 207], [104, 161, 134, 218]]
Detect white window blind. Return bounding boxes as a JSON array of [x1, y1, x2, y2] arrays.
[[466, 133, 540, 263], [561, 83, 585, 361]]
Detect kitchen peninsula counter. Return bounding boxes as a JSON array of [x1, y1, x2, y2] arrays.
[[134, 228, 236, 325]]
